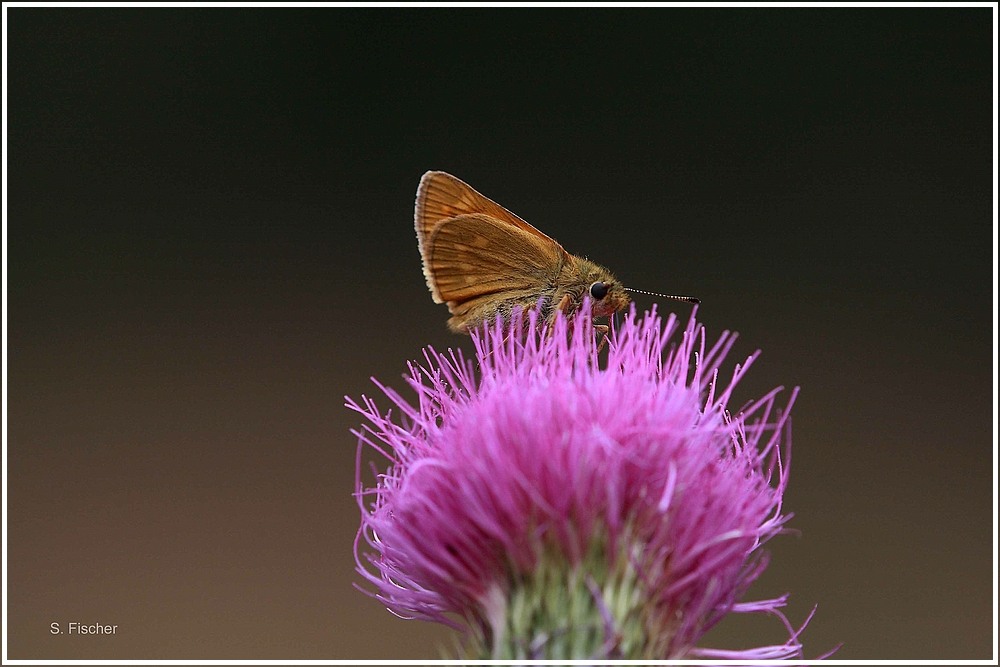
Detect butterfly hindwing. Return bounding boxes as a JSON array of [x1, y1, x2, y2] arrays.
[[425, 213, 566, 305]]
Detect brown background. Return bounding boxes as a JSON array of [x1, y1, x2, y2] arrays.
[[7, 7, 994, 660]]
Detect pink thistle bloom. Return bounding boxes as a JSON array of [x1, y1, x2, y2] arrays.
[[349, 304, 823, 660]]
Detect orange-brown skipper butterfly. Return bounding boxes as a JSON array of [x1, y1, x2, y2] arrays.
[[414, 171, 698, 333]]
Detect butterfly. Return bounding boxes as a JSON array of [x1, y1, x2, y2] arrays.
[[414, 171, 697, 334]]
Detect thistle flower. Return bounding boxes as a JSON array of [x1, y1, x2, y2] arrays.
[[350, 304, 819, 660]]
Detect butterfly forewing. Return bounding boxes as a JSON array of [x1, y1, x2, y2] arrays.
[[427, 213, 565, 304], [415, 171, 559, 248]]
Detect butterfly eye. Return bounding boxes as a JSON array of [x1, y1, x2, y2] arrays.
[[589, 281, 609, 300]]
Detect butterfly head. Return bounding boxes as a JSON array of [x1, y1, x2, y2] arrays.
[[578, 261, 631, 318]]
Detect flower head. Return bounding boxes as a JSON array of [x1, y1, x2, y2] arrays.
[[350, 304, 817, 659]]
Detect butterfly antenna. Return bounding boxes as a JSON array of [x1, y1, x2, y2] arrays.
[[625, 287, 701, 304]]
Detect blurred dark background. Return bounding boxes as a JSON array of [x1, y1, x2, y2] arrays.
[[6, 7, 993, 660]]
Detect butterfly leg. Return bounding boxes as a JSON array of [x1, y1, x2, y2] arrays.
[[594, 323, 610, 354], [540, 293, 576, 339]]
